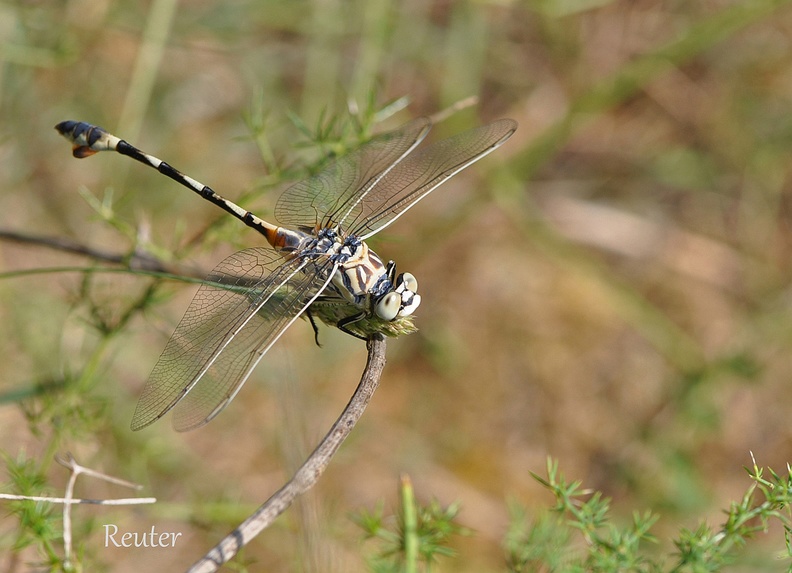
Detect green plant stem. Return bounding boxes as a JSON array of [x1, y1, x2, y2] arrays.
[[401, 474, 418, 573]]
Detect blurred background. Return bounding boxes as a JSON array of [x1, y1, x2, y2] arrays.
[[2, 0, 792, 570]]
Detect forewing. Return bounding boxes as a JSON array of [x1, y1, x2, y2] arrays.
[[274, 118, 431, 229], [131, 248, 335, 432], [344, 119, 517, 239]]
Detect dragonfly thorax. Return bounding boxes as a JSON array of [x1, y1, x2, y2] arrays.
[[273, 225, 421, 322], [322, 233, 421, 322]]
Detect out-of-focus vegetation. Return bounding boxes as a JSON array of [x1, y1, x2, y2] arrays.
[[3, 0, 792, 570]]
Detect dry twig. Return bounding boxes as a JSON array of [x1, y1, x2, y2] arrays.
[[187, 334, 388, 573], [0, 453, 155, 568]]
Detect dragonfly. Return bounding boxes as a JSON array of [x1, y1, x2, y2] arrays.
[[56, 116, 517, 431]]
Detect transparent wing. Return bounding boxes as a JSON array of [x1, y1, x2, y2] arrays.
[[131, 248, 336, 432], [274, 118, 431, 229], [344, 119, 518, 239]]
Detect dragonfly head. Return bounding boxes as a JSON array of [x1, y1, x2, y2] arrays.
[[374, 272, 421, 321]]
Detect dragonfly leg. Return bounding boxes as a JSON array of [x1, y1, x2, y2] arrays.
[[337, 313, 368, 341], [305, 308, 322, 347]]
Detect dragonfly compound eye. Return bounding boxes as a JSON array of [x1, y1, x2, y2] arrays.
[[375, 292, 401, 321], [399, 292, 421, 317], [396, 272, 418, 294]]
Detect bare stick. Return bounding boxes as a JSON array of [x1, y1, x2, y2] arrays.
[[0, 493, 156, 505], [0, 453, 155, 569], [0, 229, 170, 273], [0, 229, 212, 284], [56, 453, 149, 566], [187, 334, 388, 573]]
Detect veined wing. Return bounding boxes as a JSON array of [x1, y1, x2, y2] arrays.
[[131, 248, 337, 432], [341, 119, 517, 239], [274, 118, 431, 230]]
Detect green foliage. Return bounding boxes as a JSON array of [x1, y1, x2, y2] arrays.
[[2, 452, 64, 570], [352, 459, 792, 572], [352, 475, 468, 573], [526, 458, 660, 572], [671, 460, 792, 572], [505, 507, 574, 572], [502, 458, 792, 573]]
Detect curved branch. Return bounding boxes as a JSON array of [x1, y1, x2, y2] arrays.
[[187, 334, 388, 573]]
